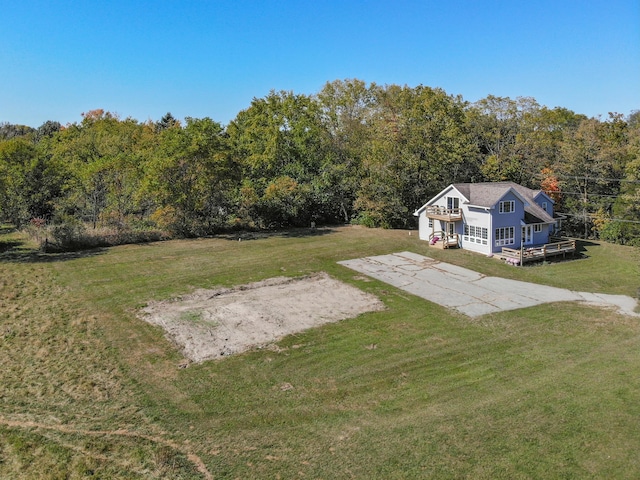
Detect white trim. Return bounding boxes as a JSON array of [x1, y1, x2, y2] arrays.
[[495, 226, 515, 246], [467, 204, 491, 210], [522, 225, 534, 245], [447, 196, 460, 210], [534, 190, 555, 205], [499, 200, 515, 214], [414, 185, 469, 215], [464, 224, 488, 245], [497, 187, 529, 208]]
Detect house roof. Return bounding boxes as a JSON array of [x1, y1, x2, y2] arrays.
[[416, 182, 555, 224], [452, 182, 520, 208]]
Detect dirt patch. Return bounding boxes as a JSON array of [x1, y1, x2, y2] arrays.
[[139, 273, 384, 362]]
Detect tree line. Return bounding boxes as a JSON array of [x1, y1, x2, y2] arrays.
[[1, 79, 639, 249]]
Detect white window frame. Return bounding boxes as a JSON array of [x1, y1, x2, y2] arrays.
[[541, 202, 548, 211], [495, 226, 515, 246], [447, 196, 460, 210], [534, 224, 542, 233], [428, 218, 433, 228], [464, 224, 488, 245], [499, 200, 515, 214]]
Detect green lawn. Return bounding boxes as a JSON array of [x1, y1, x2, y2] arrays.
[[1, 226, 639, 479]]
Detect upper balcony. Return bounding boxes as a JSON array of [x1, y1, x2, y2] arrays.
[[424, 206, 463, 222]]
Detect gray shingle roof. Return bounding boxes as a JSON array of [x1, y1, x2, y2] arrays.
[[451, 182, 554, 224]]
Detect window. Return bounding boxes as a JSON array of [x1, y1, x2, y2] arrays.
[[499, 200, 515, 214], [447, 197, 459, 210], [495, 227, 515, 246], [428, 218, 433, 228], [534, 224, 542, 233], [464, 224, 488, 245], [541, 202, 548, 211]]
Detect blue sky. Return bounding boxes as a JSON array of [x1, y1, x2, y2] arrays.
[[1, 0, 638, 127]]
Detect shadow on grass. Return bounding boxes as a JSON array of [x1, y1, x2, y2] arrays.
[[508, 238, 597, 267], [1, 226, 341, 261], [0, 240, 22, 254], [219, 226, 338, 241], [531, 239, 596, 265], [575, 239, 599, 256], [0, 239, 107, 263]]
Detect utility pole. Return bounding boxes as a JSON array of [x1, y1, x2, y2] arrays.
[[583, 176, 588, 239]]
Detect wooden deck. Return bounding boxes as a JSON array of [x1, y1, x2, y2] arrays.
[[501, 238, 576, 265], [429, 231, 460, 249], [424, 206, 463, 222]]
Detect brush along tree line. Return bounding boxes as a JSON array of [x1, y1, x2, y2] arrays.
[[1, 79, 639, 248]]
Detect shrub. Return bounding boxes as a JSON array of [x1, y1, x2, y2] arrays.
[[43, 216, 167, 251], [24, 217, 48, 247], [50, 216, 86, 249], [600, 220, 640, 246]]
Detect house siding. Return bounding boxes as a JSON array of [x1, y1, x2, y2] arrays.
[[490, 191, 523, 253], [415, 182, 557, 256], [432, 189, 454, 210], [534, 192, 554, 216], [418, 210, 430, 240], [461, 206, 491, 255], [532, 224, 549, 245], [417, 186, 462, 242]]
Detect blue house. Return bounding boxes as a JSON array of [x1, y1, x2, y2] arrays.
[[414, 182, 561, 256]]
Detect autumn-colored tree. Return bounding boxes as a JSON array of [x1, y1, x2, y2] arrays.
[[540, 167, 562, 203]]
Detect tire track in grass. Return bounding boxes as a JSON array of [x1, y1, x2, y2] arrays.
[[0, 416, 213, 480]]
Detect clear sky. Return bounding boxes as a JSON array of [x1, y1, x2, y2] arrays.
[[1, 0, 638, 127]]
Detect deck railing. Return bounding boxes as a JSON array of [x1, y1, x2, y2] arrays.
[[429, 230, 460, 249], [502, 238, 576, 265], [424, 206, 462, 220]]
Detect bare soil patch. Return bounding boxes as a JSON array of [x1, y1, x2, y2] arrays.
[[139, 273, 384, 362]]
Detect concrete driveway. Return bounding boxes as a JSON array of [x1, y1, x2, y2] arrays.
[[338, 251, 639, 318]]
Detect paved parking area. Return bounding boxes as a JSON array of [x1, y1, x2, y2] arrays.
[[338, 251, 639, 318]]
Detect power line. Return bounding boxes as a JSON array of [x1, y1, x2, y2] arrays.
[[559, 178, 639, 184], [533, 174, 640, 184], [543, 174, 640, 236], [558, 212, 640, 225], [556, 191, 621, 198]]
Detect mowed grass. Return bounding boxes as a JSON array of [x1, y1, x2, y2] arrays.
[[1, 225, 640, 478]]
